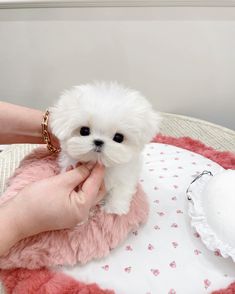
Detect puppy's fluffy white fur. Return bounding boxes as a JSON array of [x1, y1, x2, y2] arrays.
[[50, 82, 161, 214]]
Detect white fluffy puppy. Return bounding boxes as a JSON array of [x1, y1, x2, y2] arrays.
[[50, 82, 161, 215]]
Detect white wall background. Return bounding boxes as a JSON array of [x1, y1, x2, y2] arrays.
[[0, 6, 235, 129]]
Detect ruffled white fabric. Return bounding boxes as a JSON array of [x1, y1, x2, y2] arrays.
[[187, 171, 235, 262]]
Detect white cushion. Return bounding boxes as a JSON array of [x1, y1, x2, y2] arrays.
[[188, 169, 235, 261]]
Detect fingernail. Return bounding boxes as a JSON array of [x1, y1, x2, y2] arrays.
[[85, 162, 95, 170], [97, 163, 104, 169]]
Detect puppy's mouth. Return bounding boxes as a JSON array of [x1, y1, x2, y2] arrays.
[[93, 140, 104, 153], [94, 147, 102, 153]]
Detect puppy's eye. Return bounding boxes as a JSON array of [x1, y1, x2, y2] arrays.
[[113, 133, 124, 143], [80, 127, 90, 136]]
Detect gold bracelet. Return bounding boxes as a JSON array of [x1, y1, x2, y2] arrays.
[[41, 110, 60, 153]]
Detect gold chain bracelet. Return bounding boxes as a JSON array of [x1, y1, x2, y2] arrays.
[[41, 110, 60, 153]]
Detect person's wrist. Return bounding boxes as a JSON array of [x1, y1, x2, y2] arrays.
[[41, 110, 60, 153], [48, 124, 60, 149], [0, 204, 22, 256]]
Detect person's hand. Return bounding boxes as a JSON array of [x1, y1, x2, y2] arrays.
[[0, 163, 105, 256]]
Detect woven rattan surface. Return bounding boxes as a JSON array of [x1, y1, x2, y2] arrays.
[[161, 113, 235, 152]]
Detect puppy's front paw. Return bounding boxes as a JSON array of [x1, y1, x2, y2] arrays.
[[103, 199, 130, 215]]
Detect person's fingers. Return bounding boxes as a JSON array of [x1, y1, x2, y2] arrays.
[[99, 181, 106, 194], [75, 161, 95, 171], [76, 163, 105, 206], [56, 165, 91, 188], [85, 162, 96, 171], [96, 181, 106, 204], [82, 163, 105, 195]]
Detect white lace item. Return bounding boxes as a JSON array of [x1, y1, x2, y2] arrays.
[[188, 169, 235, 262]]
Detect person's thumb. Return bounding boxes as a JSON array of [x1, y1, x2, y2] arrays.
[[74, 164, 105, 208], [56, 165, 91, 189]]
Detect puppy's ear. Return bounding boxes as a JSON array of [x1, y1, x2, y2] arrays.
[[141, 109, 162, 144], [49, 87, 81, 141]]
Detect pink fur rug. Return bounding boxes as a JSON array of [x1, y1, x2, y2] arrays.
[[0, 147, 149, 269], [0, 268, 114, 294], [0, 134, 235, 294], [154, 134, 235, 169], [212, 282, 235, 294]]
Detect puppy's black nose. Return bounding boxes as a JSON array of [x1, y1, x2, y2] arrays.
[[94, 139, 104, 147]]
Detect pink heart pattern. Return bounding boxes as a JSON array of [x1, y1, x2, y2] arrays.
[[148, 243, 154, 251], [194, 249, 202, 255], [101, 265, 109, 271], [214, 250, 222, 257], [151, 269, 160, 276], [172, 242, 178, 248], [169, 261, 176, 268], [157, 212, 165, 217], [176, 209, 183, 214], [204, 279, 211, 289], [154, 225, 160, 230], [124, 266, 132, 273], [171, 223, 178, 228], [194, 232, 200, 238], [126, 245, 133, 251]]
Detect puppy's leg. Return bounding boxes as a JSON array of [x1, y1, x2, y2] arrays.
[[58, 152, 78, 172], [103, 160, 141, 215], [103, 184, 137, 215]]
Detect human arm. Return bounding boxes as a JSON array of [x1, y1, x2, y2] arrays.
[[0, 101, 58, 146]]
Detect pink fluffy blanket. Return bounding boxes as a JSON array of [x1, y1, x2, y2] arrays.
[[0, 148, 148, 269]]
